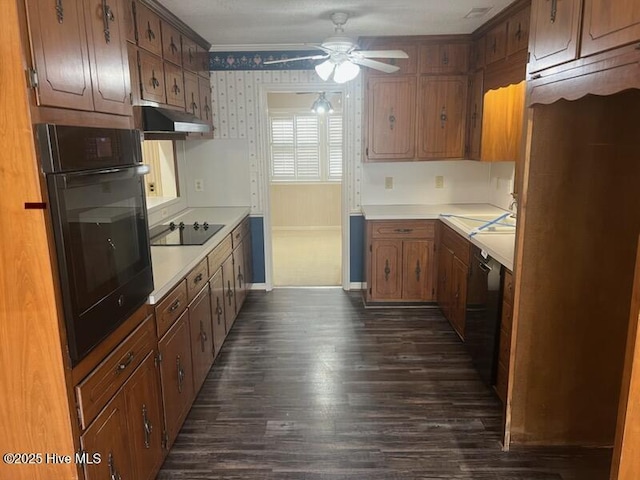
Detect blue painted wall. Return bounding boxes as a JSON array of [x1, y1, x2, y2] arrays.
[[249, 216, 265, 283], [350, 215, 365, 283]]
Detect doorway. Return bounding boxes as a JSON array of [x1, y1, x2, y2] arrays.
[[267, 91, 343, 286]]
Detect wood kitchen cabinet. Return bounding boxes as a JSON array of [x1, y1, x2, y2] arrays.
[[161, 20, 182, 66], [210, 268, 227, 355], [366, 220, 436, 303], [419, 43, 470, 74], [485, 23, 508, 65], [25, 0, 132, 116], [581, 0, 640, 57], [365, 76, 417, 161], [184, 71, 200, 116], [495, 268, 513, 403], [157, 311, 194, 448], [437, 223, 471, 339], [467, 70, 484, 159], [182, 36, 199, 72], [481, 81, 526, 162], [506, 5, 531, 56], [221, 249, 237, 332], [528, 0, 582, 73], [198, 75, 213, 124], [138, 49, 166, 103], [417, 75, 467, 159], [189, 285, 215, 393], [134, 1, 162, 56], [164, 61, 186, 108]]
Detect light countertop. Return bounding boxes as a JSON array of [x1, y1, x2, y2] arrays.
[[148, 206, 250, 304], [361, 203, 516, 271]]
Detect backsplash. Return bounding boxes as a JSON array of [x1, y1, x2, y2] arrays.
[[489, 161, 516, 211]]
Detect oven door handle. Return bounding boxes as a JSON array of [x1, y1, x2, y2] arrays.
[[60, 164, 150, 188]]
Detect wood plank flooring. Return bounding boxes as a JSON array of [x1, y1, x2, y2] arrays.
[[157, 289, 612, 480]]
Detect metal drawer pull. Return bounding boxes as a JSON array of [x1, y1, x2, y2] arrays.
[[384, 259, 391, 281], [146, 22, 155, 40], [142, 404, 152, 448], [194, 273, 203, 284], [237, 267, 243, 288], [393, 228, 413, 233], [115, 351, 134, 374], [169, 299, 181, 312]]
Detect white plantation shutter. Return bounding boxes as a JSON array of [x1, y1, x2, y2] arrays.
[[269, 112, 342, 182], [327, 115, 343, 180]]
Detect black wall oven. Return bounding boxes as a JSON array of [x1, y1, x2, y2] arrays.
[[37, 124, 153, 365]]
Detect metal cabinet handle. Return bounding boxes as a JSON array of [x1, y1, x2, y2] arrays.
[[226, 281, 233, 305], [216, 298, 223, 324], [176, 355, 185, 393], [102, 0, 115, 44], [515, 22, 522, 40], [142, 404, 152, 449], [199, 321, 207, 352], [169, 299, 181, 312], [550, 0, 558, 23], [56, 0, 64, 23], [146, 22, 155, 41], [442, 50, 449, 65], [170, 38, 178, 54], [108, 452, 122, 480], [415, 260, 421, 281], [440, 107, 447, 128], [115, 351, 134, 374], [393, 228, 413, 233], [172, 79, 181, 95], [388, 112, 396, 131], [151, 70, 160, 89], [194, 273, 203, 284], [384, 259, 391, 281], [237, 267, 243, 288]]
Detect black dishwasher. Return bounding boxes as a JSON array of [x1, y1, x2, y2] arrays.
[[465, 244, 503, 386]]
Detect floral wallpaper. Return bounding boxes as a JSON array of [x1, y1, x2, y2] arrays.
[[210, 69, 363, 215], [210, 51, 320, 71]]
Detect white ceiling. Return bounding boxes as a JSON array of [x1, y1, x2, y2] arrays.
[[157, 0, 519, 49]]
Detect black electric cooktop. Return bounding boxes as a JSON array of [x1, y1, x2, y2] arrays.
[[150, 221, 224, 246]]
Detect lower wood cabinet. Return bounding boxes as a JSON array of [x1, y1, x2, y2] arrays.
[[496, 268, 514, 403], [157, 311, 194, 447], [221, 253, 237, 332], [189, 284, 215, 393], [210, 268, 227, 356], [436, 223, 471, 339], [366, 220, 436, 303], [122, 350, 165, 480]]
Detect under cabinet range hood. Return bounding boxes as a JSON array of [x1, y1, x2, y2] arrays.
[[139, 106, 210, 134]]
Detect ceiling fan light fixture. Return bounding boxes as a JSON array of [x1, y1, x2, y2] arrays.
[[333, 61, 360, 84], [311, 92, 334, 114], [315, 59, 335, 81]]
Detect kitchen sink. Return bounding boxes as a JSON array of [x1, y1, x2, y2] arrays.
[[444, 213, 516, 234]]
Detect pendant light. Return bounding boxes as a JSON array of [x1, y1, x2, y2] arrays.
[[311, 92, 333, 114]]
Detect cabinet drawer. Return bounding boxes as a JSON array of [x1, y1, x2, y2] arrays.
[[155, 279, 188, 337], [370, 220, 435, 239], [186, 258, 209, 302], [501, 300, 513, 332], [503, 269, 514, 305], [231, 217, 250, 247], [76, 315, 155, 430], [208, 234, 232, 275], [441, 224, 470, 265], [161, 21, 182, 66]]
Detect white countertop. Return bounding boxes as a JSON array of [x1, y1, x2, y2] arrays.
[[148, 206, 250, 304], [361, 203, 516, 271]]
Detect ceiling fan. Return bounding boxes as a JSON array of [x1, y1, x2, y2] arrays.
[[263, 12, 408, 83]]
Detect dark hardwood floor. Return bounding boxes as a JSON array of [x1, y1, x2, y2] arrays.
[[157, 289, 611, 480]]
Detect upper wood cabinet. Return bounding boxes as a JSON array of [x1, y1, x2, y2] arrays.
[[528, 0, 582, 73], [365, 76, 417, 161], [419, 43, 470, 74], [189, 285, 215, 393], [182, 36, 199, 72], [164, 61, 185, 108], [467, 70, 484, 160], [25, 0, 131, 116], [184, 71, 200, 116], [481, 81, 526, 162], [485, 23, 508, 65], [581, 0, 640, 57], [198, 75, 213, 124], [506, 5, 531, 55], [417, 75, 467, 159], [138, 49, 166, 103], [135, 1, 162, 55], [161, 20, 182, 65]]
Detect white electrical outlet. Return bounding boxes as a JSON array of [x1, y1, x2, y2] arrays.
[[435, 176, 444, 189], [385, 177, 394, 189], [194, 179, 204, 192]]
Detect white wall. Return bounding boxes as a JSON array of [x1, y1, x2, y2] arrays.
[[489, 161, 516, 210]]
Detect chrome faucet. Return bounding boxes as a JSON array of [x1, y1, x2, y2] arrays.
[[509, 194, 518, 219]]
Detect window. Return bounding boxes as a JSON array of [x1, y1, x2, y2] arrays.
[[269, 113, 342, 182]]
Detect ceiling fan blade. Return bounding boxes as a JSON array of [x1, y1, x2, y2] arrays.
[[263, 54, 328, 65], [350, 58, 400, 74], [355, 50, 409, 59]]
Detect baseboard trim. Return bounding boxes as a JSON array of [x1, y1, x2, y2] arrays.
[[348, 282, 364, 290], [250, 283, 267, 290]]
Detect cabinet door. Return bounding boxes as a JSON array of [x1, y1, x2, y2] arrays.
[[158, 311, 193, 447], [233, 243, 248, 311], [182, 36, 199, 72], [437, 245, 453, 320], [25, 0, 94, 111], [189, 285, 214, 393], [124, 350, 165, 480], [366, 76, 416, 160], [528, 0, 582, 73], [419, 44, 469, 74], [506, 5, 531, 56], [481, 81, 525, 162], [198, 75, 213, 124], [417, 75, 467, 159], [138, 49, 165, 103], [485, 23, 508, 65], [370, 240, 403, 300], [81, 393, 133, 480], [135, 1, 162, 55], [221, 254, 237, 332], [197, 44, 210, 78], [450, 255, 468, 339], [209, 268, 227, 355], [164, 62, 185, 108], [402, 240, 434, 301], [184, 71, 200, 116], [161, 21, 182, 65], [84, 0, 132, 115], [581, 0, 640, 57], [467, 70, 484, 160]]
